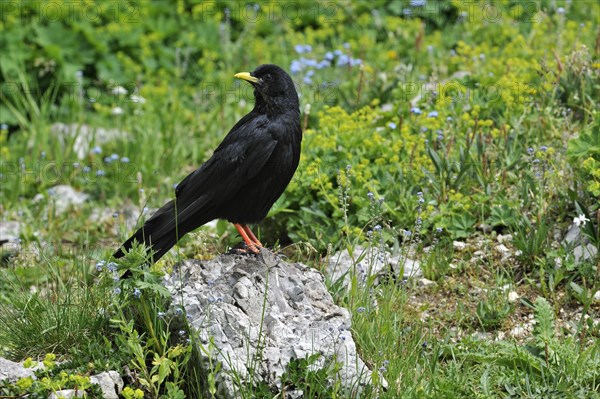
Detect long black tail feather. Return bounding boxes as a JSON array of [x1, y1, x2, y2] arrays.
[[113, 200, 183, 262]]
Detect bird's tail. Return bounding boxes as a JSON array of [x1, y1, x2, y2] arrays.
[[113, 200, 185, 262]]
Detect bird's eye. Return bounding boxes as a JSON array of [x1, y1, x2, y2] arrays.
[[263, 74, 272, 81]]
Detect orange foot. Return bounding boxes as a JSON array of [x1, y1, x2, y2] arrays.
[[233, 223, 263, 254]]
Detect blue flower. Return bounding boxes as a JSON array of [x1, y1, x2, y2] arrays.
[[133, 288, 141, 298], [357, 307, 366, 313], [337, 54, 350, 66], [410, 0, 426, 6], [104, 157, 112, 163], [0, 123, 7, 131], [83, 166, 91, 173], [367, 192, 375, 200], [410, 106, 422, 115], [343, 42, 350, 49], [91, 146, 102, 154], [324, 51, 334, 61], [316, 60, 330, 69], [95, 260, 106, 271], [175, 308, 183, 315], [107, 262, 117, 272], [334, 49, 343, 56], [446, 116, 453, 121], [113, 287, 121, 295], [427, 110, 438, 118], [290, 60, 303, 74], [96, 169, 106, 177], [388, 122, 397, 129], [527, 147, 534, 155], [294, 44, 312, 54], [300, 57, 318, 67], [403, 8, 412, 15], [540, 145, 548, 152], [120, 157, 130, 163], [436, 227, 443, 233], [349, 58, 362, 67], [306, 70, 315, 77], [303, 76, 312, 85], [110, 153, 119, 161], [373, 224, 382, 231], [556, 7, 565, 14], [178, 330, 186, 336]]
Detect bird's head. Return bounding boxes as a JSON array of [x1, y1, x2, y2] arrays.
[[235, 64, 299, 115]]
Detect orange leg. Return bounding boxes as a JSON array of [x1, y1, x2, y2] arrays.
[[242, 224, 263, 247], [233, 223, 261, 254]]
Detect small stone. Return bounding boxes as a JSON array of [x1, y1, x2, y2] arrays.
[[90, 371, 123, 399], [471, 331, 491, 340], [50, 123, 130, 159], [508, 291, 520, 303], [510, 325, 528, 339], [326, 246, 422, 286], [453, 241, 467, 250], [573, 244, 597, 263], [593, 291, 600, 302], [0, 357, 36, 382], [478, 223, 492, 233], [0, 221, 21, 242], [417, 278, 436, 288], [496, 244, 510, 254], [497, 234, 513, 243], [45, 185, 89, 214], [563, 224, 582, 245], [49, 390, 84, 399]]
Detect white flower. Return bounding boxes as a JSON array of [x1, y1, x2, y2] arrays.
[[573, 214, 590, 227], [111, 106, 124, 116], [130, 94, 146, 104], [111, 85, 128, 95]]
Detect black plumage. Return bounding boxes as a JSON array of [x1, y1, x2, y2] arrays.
[[113, 64, 301, 261]]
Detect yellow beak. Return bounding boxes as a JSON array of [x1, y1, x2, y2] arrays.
[[234, 72, 259, 84]]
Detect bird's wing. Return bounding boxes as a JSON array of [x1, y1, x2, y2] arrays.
[[174, 113, 277, 209]]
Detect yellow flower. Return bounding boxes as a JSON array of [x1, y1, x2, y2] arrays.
[[16, 377, 34, 390]]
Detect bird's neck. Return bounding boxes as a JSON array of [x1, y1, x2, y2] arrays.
[[254, 99, 299, 118]]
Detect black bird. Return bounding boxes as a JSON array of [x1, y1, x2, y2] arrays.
[[113, 64, 301, 262]]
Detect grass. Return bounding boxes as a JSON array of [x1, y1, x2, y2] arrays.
[[1, 1, 599, 398]]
